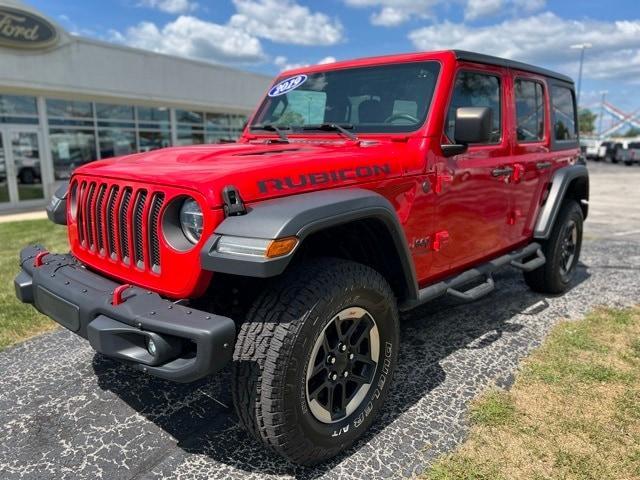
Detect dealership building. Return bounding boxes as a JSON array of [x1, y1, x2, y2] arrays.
[[0, 0, 271, 212]]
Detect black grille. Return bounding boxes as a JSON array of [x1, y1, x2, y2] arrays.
[[95, 184, 107, 253], [84, 183, 96, 250], [149, 193, 165, 270], [119, 188, 132, 262], [74, 180, 165, 272], [106, 185, 119, 258], [132, 190, 148, 268]]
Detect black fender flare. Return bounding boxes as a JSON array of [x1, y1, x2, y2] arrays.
[[200, 188, 419, 301], [534, 164, 589, 239]]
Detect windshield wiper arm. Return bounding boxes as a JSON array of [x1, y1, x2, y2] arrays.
[[250, 124, 290, 143], [303, 123, 359, 142]]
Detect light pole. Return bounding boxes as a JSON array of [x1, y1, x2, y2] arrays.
[[570, 43, 592, 108]]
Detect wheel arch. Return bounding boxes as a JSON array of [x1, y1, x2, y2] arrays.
[[534, 164, 589, 240], [200, 188, 419, 303]]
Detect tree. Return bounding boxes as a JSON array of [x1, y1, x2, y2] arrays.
[[578, 109, 597, 135], [622, 127, 640, 138]]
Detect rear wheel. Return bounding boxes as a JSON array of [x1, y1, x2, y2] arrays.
[[231, 258, 399, 465], [524, 200, 583, 294]]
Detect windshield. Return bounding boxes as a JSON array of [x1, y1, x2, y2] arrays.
[[252, 61, 440, 134]]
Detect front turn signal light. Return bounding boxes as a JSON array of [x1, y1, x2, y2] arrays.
[[266, 237, 298, 258]]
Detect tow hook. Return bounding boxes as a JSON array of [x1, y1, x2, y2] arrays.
[[34, 250, 49, 267], [112, 284, 132, 306]]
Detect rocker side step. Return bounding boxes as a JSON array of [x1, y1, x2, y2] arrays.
[[400, 242, 544, 310]]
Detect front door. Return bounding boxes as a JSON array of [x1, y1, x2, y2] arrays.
[[0, 127, 46, 208], [430, 66, 512, 277]]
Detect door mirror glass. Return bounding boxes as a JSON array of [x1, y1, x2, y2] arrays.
[[454, 107, 492, 144]]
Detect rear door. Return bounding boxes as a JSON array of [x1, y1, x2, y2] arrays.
[[431, 65, 512, 276], [508, 73, 551, 245]]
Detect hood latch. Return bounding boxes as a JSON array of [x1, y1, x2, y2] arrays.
[[222, 185, 247, 217]]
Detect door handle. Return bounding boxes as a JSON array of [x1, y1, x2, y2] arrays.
[[536, 161, 553, 170], [491, 166, 513, 177]]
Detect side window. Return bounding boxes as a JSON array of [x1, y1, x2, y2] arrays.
[[551, 86, 577, 141], [446, 71, 501, 144], [515, 79, 545, 142]]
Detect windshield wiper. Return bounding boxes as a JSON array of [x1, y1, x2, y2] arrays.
[[302, 123, 359, 142], [250, 124, 290, 143]]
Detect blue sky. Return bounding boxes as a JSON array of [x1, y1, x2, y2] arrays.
[[28, 0, 640, 132]]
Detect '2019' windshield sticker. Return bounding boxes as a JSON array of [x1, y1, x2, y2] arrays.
[[268, 74, 308, 97]]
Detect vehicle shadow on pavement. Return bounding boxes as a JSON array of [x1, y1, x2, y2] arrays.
[[93, 264, 590, 478]]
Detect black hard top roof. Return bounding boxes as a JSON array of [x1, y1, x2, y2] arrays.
[[454, 50, 574, 84]]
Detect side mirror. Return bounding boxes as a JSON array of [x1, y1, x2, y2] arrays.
[[441, 107, 493, 157]]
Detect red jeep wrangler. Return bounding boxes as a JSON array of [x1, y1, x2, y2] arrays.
[[16, 50, 588, 465]]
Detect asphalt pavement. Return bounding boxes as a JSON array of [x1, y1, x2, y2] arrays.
[[1, 162, 639, 480]]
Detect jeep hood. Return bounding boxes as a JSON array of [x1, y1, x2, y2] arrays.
[[74, 141, 406, 208]]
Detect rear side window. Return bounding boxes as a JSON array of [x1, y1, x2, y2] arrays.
[[551, 86, 577, 141], [446, 71, 501, 144], [515, 79, 545, 142]]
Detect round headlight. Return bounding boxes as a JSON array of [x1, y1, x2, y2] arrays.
[[179, 198, 203, 244]]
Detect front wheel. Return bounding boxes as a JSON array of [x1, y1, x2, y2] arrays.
[[232, 258, 399, 465], [524, 200, 583, 294]]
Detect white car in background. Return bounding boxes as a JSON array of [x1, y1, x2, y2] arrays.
[[581, 139, 604, 160]]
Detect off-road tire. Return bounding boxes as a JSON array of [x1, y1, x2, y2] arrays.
[[524, 200, 583, 294], [231, 258, 399, 465]]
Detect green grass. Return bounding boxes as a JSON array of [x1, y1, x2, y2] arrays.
[[424, 307, 640, 480], [468, 390, 515, 427], [0, 219, 67, 350]]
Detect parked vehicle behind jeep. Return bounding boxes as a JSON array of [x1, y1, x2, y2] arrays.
[[15, 50, 588, 465], [581, 138, 602, 160], [617, 141, 640, 166]]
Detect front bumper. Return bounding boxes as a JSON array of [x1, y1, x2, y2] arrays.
[[15, 245, 236, 383]]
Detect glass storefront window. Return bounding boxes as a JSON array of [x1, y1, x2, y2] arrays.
[[138, 130, 170, 152], [1, 95, 38, 124], [1, 95, 37, 115], [138, 106, 169, 123], [205, 112, 246, 143], [49, 128, 97, 180], [96, 103, 134, 120], [46, 99, 93, 118], [177, 129, 204, 145], [176, 109, 204, 125], [99, 129, 136, 159]]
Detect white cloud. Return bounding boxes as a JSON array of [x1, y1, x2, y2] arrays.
[[274, 55, 338, 71], [344, 0, 437, 27], [113, 16, 265, 64], [408, 12, 640, 82], [371, 7, 410, 26], [513, 0, 545, 13], [138, 0, 198, 14], [318, 56, 337, 64], [464, 0, 545, 20], [465, 0, 503, 21], [230, 0, 343, 45], [344, 0, 546, 25]]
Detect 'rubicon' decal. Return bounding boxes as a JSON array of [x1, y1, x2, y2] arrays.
[[257, 163, 391, 193], [268, 74, 307, 97]]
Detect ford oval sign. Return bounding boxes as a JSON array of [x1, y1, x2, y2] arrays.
[[0, 6, 58, 49], [268, 75, 308, 97]]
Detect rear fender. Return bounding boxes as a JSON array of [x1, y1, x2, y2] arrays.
[[534, 164, 589, 239]]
